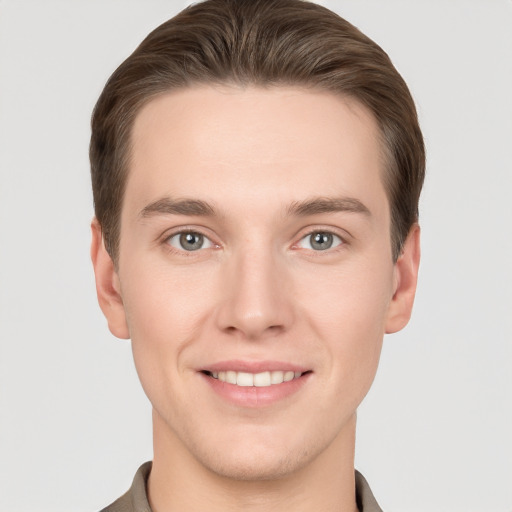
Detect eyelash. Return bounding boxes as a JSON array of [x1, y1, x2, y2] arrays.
[[163, 228, 217, 256], [162, 227, 348, 256], [294, 228, 346, 253]]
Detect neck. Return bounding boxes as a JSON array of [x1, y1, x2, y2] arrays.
[[148, 410, 359, 512]]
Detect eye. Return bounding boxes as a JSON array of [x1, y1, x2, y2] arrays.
[[167, 231, 213, 252], [297, 231, 343, 251]]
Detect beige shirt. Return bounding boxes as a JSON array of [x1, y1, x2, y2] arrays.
[[100, 461, 383, 512]]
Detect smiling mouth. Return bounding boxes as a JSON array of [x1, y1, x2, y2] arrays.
[[203, 370, 310, 387]]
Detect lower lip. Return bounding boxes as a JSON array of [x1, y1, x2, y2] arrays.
[[199, 372, 311, 407]]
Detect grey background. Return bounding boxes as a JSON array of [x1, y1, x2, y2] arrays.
[[1, 1, 511, 510]]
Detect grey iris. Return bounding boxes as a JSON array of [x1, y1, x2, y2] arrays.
[[310, 232, 333, 250], [180, 232, 204, 251]]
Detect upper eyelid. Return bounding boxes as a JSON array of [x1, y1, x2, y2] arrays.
[[295, 230, 344, 249], [294, 225, 351, 243], [161, 226, 217, 243], [167, 230, 213, 250], [162, 229, 218, 256]]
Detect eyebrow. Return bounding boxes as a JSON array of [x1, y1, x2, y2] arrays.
[[139, 198, 216, 218], [139, 195, 371, 220], [286, 197, 371, 217]]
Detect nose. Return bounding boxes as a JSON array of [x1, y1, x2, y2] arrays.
[[215, 246, 294, 340]]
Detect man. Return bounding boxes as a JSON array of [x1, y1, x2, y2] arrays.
[[90, 0, 424, 510]]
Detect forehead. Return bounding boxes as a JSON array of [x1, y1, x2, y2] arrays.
[[125, 85, 388, 221]]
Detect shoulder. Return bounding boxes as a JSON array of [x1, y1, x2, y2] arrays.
[[99, 489, 133, 512], [355, 470, 384, 512], [99, 462, 153, 512]]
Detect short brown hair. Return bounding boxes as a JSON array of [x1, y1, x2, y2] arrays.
[[90, 0, 425, 263]]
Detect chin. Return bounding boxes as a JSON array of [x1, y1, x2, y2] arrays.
[[198, 443, 314, 481], [186, 417, 346, 483]]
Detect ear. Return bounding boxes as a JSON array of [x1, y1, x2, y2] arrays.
[[385, 224, 421, 334], [90, 218, 130, 339]]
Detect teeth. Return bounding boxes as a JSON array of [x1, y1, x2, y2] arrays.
[[253, 371, 270, 387], [211, 370, 304, 387], [270, 371, 284, 384], [284, 371, 294, 382], [237, 372, 253, 387]]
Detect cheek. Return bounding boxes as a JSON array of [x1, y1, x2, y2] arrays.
[[121, 256, 216, 337], [119, 261, 219, 397], [296, 258, 393, 396], [299, 257, 393, 332]]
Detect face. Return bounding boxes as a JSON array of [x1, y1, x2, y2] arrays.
[[92, 85, 419, 481]]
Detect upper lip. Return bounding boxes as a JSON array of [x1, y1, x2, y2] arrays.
[[200, 360, 310, 374]]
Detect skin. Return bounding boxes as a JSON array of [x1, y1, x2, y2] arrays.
[[91, 85, 420, 512]]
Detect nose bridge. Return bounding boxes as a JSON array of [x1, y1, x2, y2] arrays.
[[216, 239, 292, 339]]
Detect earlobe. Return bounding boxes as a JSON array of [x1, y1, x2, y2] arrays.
[[90, 218, 130, 339], [385, 224, 421, 334]]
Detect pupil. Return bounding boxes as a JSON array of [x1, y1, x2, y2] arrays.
[[180, 232, 203, 251], [311, 232, 332, 250]]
